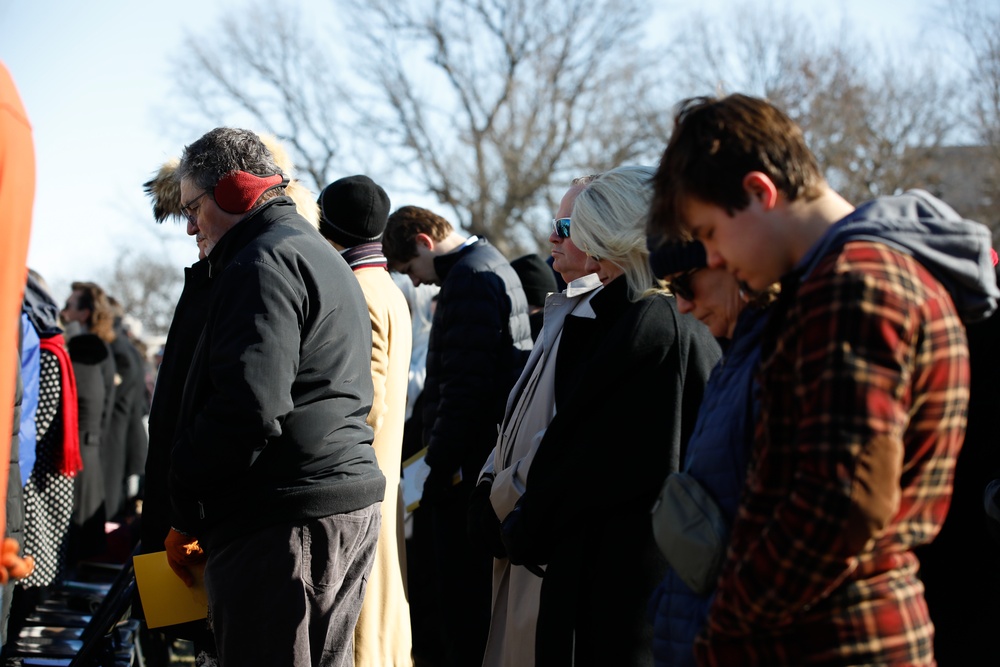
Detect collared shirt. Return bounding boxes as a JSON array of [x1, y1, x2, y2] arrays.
[[696, 241, 969, 666]]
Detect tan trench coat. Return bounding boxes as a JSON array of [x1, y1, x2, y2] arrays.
[[353, 265, 414, 667]]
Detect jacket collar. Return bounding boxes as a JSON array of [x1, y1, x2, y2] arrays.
[[207, 196, 297, 275], [587, 274, 630, 318], [432, 235, 484, 282], [23, 271, 62, 336]]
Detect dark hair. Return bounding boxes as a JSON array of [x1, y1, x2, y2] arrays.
[[382, 205, 455, 264], [71, 281, 116, 344], [176, 127, 285, 205], [649, 94, 825, 240]]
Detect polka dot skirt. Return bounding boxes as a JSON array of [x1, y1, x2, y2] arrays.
[[20, 350, 76, 588]]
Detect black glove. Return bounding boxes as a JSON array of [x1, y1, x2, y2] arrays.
[[500, 501, 545, 576], [420, 462, 456, 509], [467, 480, 507, 559]]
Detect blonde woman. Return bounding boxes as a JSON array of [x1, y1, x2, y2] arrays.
[[497, 165, 721, 666]]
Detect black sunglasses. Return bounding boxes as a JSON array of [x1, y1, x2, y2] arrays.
[[552, 217, 571, 239], [666, 269, 700, 301]]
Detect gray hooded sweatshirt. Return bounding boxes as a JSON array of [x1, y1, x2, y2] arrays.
[[797, 188, 999, 323]]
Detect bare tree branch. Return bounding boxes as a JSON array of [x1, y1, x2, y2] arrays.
[[100, 249, 183, 337], [170, 1, 348, 191], [666, 2, 962, 206], [943, 0, 1000, 239], [341, 0, 672, 256], [168, 0, 671, 257]]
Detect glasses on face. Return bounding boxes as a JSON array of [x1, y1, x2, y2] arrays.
[[666, 269, 700, 301], [551, 217, 571, 239], [181, 191, 209, 224]]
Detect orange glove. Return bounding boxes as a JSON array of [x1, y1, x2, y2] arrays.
[[165, 528, 206, 587], [0, 538, 33, 584]]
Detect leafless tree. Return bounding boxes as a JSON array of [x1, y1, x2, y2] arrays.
[[169, 0, 673, 258], [944, 0, 1000, 237], [101, 249, 183, 337], [169, 2, 350, 192], [665, 2, 962, 206], [168, 0, 975, 257], [339, 0, 673, 255], [947, 1, 1000, 153]]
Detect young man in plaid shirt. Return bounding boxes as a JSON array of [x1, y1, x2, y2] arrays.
[[648, 93, 999, 666]]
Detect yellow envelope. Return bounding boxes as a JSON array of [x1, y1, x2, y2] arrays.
[[133, 551, 208, 629]]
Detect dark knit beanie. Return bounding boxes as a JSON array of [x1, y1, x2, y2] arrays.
[[512, 254, 558, 307], [316, 175, 391, 247], [647, 237, 707, 279]]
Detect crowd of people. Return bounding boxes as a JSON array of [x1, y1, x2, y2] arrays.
[[4, 55, 1000, 667], [7, 273, 152, 650]]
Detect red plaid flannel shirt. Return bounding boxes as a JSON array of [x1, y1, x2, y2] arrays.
[[695, 242, 969, 666]]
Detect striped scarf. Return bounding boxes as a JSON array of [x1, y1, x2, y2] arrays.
[[342, 242, 388, 272]]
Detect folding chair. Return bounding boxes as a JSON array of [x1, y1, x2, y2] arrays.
[[12, 545, 141, 667]]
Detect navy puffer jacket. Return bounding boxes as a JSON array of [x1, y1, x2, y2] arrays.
[[421, 237, 533, 486], [649, 304, 769, 667]]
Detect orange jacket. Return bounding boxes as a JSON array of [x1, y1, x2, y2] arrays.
[[0, 60, 36, 551]]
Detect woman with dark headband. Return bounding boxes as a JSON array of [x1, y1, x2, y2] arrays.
[[646, 237, 776, 667]]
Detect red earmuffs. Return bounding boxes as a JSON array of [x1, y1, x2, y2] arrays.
[[214, 171, 289, 214]]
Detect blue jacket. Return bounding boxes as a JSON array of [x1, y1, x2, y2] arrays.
[[18, 312, 38, 485], [20, 272, 62, 487], [649, 304, 769, 667]]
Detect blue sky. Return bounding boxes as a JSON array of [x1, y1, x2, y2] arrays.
[[0, 0, 963, 304], [0, 0, 225, 299]]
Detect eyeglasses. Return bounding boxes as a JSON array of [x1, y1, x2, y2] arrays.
[[181, 191, 209, 224], [666, 268, 700, 301], [552, 217, 571, 239]]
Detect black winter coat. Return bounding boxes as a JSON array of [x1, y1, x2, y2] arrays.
[[68, 332, 115, 562], [916, 263, 1000, 664], [169, 197, 384, 550], [134, 258, 211, 635], [103, 325, 146, 520], [139, 258, 211, 560], [421, 237, 533, 492], [505, 277, 722, 666]]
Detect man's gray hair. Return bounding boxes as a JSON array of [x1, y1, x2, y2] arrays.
[[176, 127, 283, 192]]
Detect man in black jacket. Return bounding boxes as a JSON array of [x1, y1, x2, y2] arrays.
[[165, 127, 384, 667], [383, 205, 532, 667]]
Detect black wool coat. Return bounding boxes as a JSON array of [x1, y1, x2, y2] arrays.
[[68, 332, 115, 561], [510, 276, 722, 667]]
